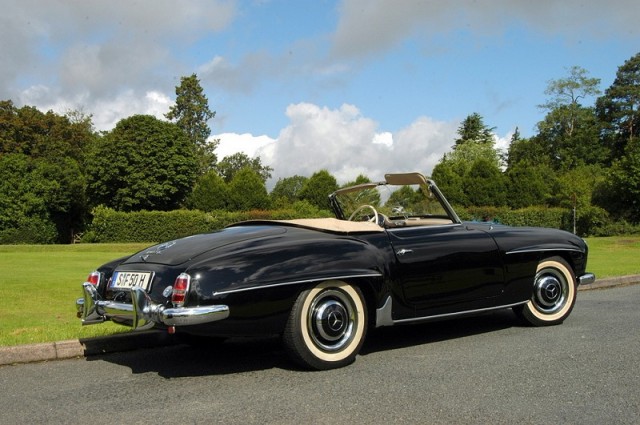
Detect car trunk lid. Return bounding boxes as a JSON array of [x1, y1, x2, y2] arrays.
[[121, 226, 287, 266]]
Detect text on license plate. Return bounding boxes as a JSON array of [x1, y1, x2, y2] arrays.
[[110, 271, 153, 291]]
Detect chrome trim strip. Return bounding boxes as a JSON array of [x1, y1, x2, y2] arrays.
[[578, 273, 596, 286], [212, 272, 383, 296], [506, 247, 584, 255], [388, 223, 460, 233], [392, 301, 528, 325]]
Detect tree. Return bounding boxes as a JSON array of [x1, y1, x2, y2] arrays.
[[534, 66, 606, 170], [549, 165, 605, 210], [430, 159, 467, 206], [86, 115, 197, 211], [0, 100, 94, 162], [165, 74, 217, 173], [596, 138, 640, 222], [270, 175, 308, 207], [185, 171, 229, 212], [535, 106, 607, 170], [227, 168, 271, 211], [299, 170, 338, 210], [0, 101, 94, 242], [539, 65, 601, 137], [432, 141, 504, 207], [216, 152, 273, 183], [506, 133, 551, 170], [0, 154, 59, 243], [596, 52, 640, 160], [464, 157, 507, 207], [454, 112, 495, 148], [505, 163, 554, 208]]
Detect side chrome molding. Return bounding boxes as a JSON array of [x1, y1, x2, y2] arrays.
[[374, 296, 528, 328]]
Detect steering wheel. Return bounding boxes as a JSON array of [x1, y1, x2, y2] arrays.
[[348, 205, 380, 224]]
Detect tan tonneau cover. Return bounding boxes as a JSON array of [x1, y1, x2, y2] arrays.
[[269, 218, 384, 233]]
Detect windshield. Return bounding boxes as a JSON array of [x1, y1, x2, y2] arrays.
[[329, 173, 459, 225]]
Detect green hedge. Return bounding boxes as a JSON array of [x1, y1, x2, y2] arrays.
[[457, 205, 614, 236], [0, 216, 57, 244], [457, 206, 566, 228], [82, 202, 331, 243], [80, 203, 631, 244]]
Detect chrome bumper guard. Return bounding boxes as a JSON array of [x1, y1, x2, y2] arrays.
[[578, 273, 596, 286], [76, 282, 230, 330]]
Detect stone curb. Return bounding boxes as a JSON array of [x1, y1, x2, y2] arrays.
[[0, 330, 179, 367], [1, 275, 638, 367]]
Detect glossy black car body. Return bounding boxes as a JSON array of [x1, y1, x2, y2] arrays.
[[77, 173, 594, 369]]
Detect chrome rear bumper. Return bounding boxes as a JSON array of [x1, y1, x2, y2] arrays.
[[76, 282, 229, 330]]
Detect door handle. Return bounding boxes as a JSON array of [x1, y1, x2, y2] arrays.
[[397, 249, 414, 256]]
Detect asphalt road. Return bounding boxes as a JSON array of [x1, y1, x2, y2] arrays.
[[1, 284, 639, 424]]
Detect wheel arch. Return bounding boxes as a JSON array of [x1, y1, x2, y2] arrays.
[[290, 274, 385, 329], [535, 250, 582, 280]]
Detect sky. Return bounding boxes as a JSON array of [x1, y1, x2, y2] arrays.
[[2, 0, 639, 189]]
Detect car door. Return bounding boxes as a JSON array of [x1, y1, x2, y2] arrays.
[[388, 223, 504, 315]]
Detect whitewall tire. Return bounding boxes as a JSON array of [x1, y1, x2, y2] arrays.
[[515, 257, 577, 326], [283, 281, 367, 370]]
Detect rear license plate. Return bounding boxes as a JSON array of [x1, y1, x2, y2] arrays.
[[110, 271, 154, 291]]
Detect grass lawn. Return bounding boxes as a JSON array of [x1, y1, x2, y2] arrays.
[[0, 236, 638, 347], [584, 236, 640, 278], [0, 243, 149, 347]]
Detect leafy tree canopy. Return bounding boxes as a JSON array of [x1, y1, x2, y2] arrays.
[[464, 157, 507, 207], [596, 138, 640, 222], [227, 168, 271, 211], [185, 171, 229, 212], [596, 52, 640, 159], [454, 112, 495, 148], [299, 170, 338, 210], [0, 154, 65, 243], [505, 162, 555, 209], [539, 66, 601, 112], [165, 74, 218, 173], [535, 106, 608, 170], [86, 115, 197, 212], [0, 100, 95, 162], [270, 175, 308, 207], [216, 152, 273, 183], [433, 132, 504, 207]]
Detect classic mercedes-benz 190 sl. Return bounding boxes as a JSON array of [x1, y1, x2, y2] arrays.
[[76, 172, 594, 369]]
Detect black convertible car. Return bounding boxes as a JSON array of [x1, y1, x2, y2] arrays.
[[77, 173, 594, 369]]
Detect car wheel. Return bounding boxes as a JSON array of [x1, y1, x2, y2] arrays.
[[514, 257, 577, 326], [283, 280, 367, 370]]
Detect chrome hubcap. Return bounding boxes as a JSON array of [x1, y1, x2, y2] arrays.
[[533, 269, 567, 314], [308, 289, 355, 352]]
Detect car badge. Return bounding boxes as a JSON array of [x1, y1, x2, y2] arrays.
[[140, 241, 176, 261]]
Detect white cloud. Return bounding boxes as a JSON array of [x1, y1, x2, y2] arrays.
[[214, 133, 275, 159], [372, 132, 393, 148], [90, 91, 173, 130], [331, 0, 640, 59], [19, 87, 173, 131], [216, 103, 460, 190], [1, 1, 237, 104]]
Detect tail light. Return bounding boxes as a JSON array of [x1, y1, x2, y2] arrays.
[[172, 273, 191, 307], [87, 271, 101, 286]]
